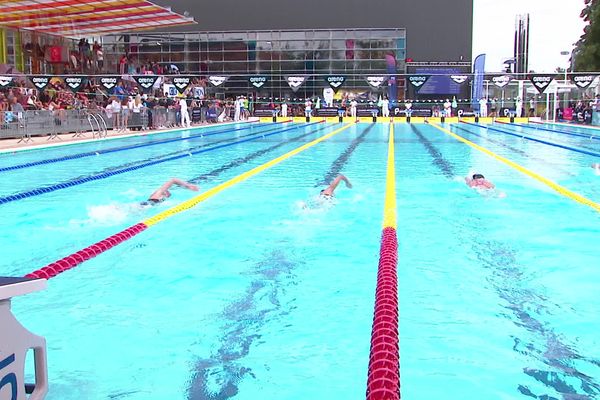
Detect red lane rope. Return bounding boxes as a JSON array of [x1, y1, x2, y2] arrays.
[[24, 223, 148, 279], [366, 226, 400, 400]]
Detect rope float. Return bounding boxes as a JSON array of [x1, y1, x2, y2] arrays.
[[367, 123, 400, 400], [431, 123, 600, 213], [0, 121, 267, 173], [460, 120, 600, 158], [24, 123, 354, 280], [0, 122, 314, 206], [500, 121, 600, 141]]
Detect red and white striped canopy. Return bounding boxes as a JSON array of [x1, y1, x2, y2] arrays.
[[0, 0, 196, 38]]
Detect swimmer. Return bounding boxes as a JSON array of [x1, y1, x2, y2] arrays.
[[320, 174, 352, 199], [465, 173, 495, 190], [140, 178, 199, 206]]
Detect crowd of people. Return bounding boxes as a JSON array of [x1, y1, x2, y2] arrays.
[[3, 74, 600, 130]]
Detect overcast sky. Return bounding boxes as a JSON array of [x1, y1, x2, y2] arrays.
[[473, 0, 587, 72]]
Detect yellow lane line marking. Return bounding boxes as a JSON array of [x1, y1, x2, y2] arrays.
[[430, 123, 600, 213], [143, 123, 355, 226], [383, 124, 397, 229]]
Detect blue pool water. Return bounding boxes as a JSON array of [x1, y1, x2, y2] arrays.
[[2, 122, 600, 399]]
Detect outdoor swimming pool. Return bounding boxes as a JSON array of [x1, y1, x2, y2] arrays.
[[2, 121, 599, 399]]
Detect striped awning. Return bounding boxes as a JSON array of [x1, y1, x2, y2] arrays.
[[0, 0, 196, 38]]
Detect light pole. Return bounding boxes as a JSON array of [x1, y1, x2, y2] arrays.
[[560, 50, 570, 83], [558, 50, 571, 121]]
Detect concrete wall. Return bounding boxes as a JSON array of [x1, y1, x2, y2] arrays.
[[152, 0, 473, 63]]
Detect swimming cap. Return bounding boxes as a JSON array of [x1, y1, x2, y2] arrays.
[[472, 174, 485, 179]]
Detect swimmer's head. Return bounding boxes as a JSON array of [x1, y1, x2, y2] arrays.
[[472, 174, 485, 180], [320, 189, 325, 194]]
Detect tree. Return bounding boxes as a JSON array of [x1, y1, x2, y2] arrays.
[[574, 0, 600, 71]]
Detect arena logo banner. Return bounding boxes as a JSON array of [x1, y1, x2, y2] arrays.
[[0, 76, 13, 88], [29, 76, 51, 91], [99, 76, 118, 91], [570, 74, 599, 89], [63, 76, 85, 92], [134, 75, 159, 92], [407, 75, 430, 91], [529, 74, 555, 93], [450, 75, 469, 85], [173, 76, 192, 94], [491, 75, 513, 88], [365, 76, 387, 89], [208, 76, 228, 87], [325, 75, 346, 91], [249, 76, 268, 89], [286, 76, 307, 92]]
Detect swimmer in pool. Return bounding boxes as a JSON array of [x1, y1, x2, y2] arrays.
[[320, 174, 352, 199], [141, 178, 199, 206], [465, 173, 495, 190]]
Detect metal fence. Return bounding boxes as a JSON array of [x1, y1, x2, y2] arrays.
[[0, 106, 216, 141], [1, 109, 110, 141]]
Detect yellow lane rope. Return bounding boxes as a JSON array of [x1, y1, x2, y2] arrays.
[[430, 123, 600, 213], [143, 123, 355, 227], [383, 123, 397, 229]]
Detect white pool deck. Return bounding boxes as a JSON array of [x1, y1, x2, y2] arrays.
[[0, 119, 258, 154]]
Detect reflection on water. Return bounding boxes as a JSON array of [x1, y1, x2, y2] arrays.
[[187, 248, 302, 400], [473, 236, 600, 399]]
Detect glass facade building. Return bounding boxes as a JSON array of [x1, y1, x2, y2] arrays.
[[102, 28, 406, 97]]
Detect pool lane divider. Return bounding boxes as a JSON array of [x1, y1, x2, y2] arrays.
[[189, 123, 336, 183], [537, 120, 600, 132], [317, 123, 375, 186], [460, 120, 600, 158], [430, 122, 600, 213], [366, 123, 400, 400], [0, 120, 284, 173], [502, 121, 600, 141], [0, 122, 316, 206], [25, 122, 354, 280]]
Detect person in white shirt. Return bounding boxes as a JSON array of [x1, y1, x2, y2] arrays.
[[479, 98, 488, 117], [404, 100, 413, 117], [234, 97, 242, 121], [281, 101, 288, 118], [529, 97, 536, 117], [180, 97, 191, 128], [110, 97, 122, 132], [105, 100, 114, 120], [515, 97, 523, 118], [381, 97, 390, 117], [443, 99, 452, 117], [350, 99, 358, 118], [304, 99, 312, 117]]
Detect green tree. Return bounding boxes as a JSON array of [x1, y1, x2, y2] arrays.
[[574, 0, 600, 71]]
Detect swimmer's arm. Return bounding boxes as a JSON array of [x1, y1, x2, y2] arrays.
[[169, 178, 199, 191], [339, 174, 353, 188]]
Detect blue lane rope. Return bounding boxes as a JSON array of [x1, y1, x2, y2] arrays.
[[0, 122, 279, 173], [507, 122, 600, 141], [189, 123, 336, 183], [78, 124, 293, 178], [461, 121, 600, 158], [0, 122, 322, 206], [316, 124, 375, 187]]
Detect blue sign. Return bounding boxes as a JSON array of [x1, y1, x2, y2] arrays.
[[471, 54, 486, 112]]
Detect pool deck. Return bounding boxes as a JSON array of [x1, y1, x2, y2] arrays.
[[0, 119, 259, 154]]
